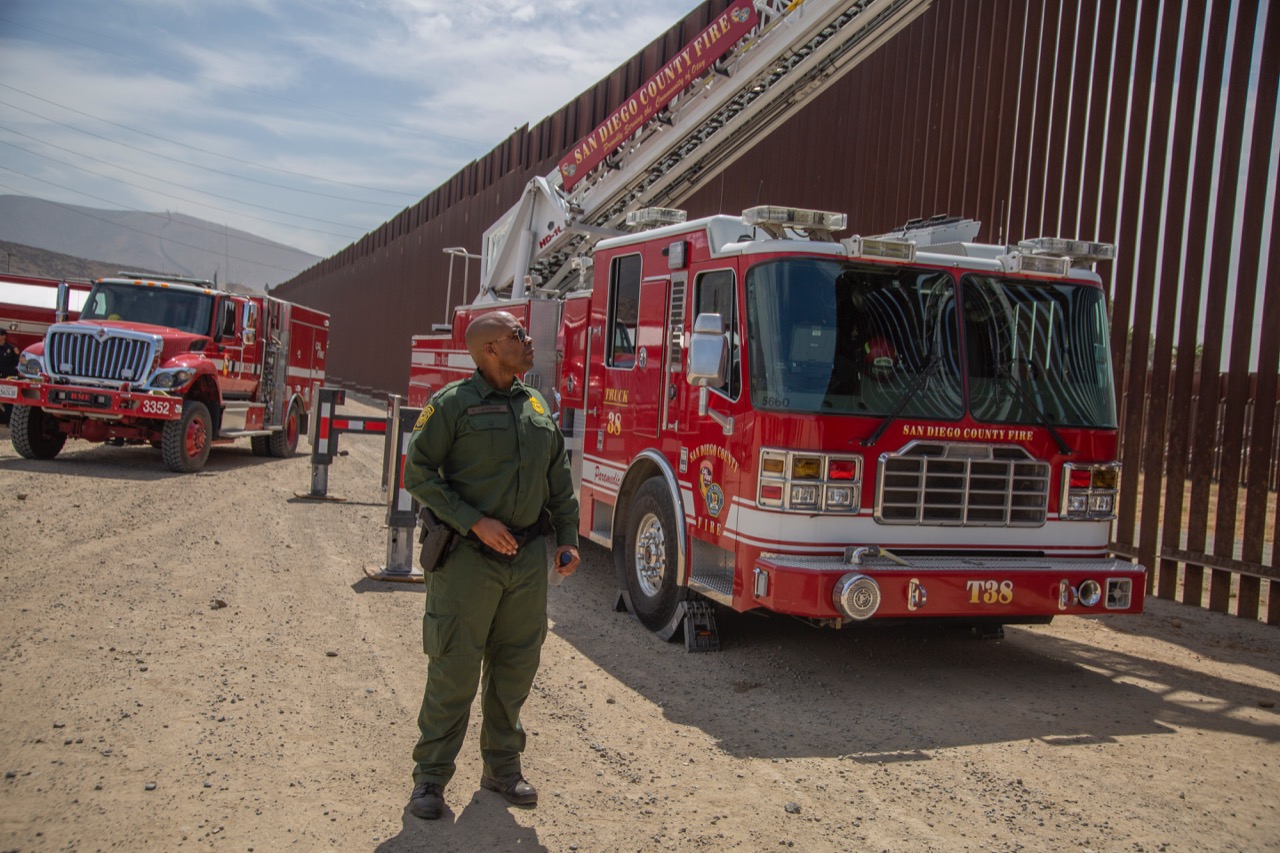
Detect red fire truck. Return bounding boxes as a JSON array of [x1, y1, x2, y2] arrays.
[[0, 274, 92, 351], [408, 0, 1145, 644], [1, 273, 328, 472]]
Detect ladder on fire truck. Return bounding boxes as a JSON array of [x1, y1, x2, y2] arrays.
[[476, 0, 934, 302]]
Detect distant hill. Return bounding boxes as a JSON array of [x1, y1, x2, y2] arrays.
[[0, 196, 320, 292], [0, 241, 255, 294]]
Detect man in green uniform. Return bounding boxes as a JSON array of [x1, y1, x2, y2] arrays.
[[402, 310, 580, 820]]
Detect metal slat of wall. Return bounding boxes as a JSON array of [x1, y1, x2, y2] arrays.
[[1112, 0, 1162, 554], [1131, 0, 1186, 593], [1154, 1, 1214, 603], [1195, 0, 1263, 614], [1056, 0, 1095, 237], [1168, 1, 1233, 609], [1230, 3, 1279, 622]]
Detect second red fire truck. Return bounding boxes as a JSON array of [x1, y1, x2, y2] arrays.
[[1, 273, 328, 472]]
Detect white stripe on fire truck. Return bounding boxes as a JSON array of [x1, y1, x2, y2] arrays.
[[0, 281, 90, 311], [286, 367, 325, 380], [0, 319, 52, 336]]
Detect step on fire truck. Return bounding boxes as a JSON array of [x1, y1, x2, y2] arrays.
[[1, 273, 328, 473], [408, 0, 1145, 645]]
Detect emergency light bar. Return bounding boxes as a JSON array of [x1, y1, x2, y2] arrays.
[[998, 251, 1071, 277], [743, 206, 847, 235], [1019, 237, 1117, 263], [625, 207, 688, 228], [842, 236, 917, 263]]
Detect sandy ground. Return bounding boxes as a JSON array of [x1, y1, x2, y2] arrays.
[[1, 396, 1278, 853]]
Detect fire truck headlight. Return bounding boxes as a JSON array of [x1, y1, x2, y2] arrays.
[[1077, 579, 1103, 607], [790, 484, 819, 509], [825, 486, 854, 509], [150, 368, 195, 390], [19, 354, 43, 377]]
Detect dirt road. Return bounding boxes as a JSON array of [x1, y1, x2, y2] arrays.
[[1, 397, 1277, 852]]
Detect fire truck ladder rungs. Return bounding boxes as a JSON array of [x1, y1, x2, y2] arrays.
[[479, 0, 932, 300]]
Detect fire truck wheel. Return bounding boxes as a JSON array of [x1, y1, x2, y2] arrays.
[[162, 401, 212, 473], [10, 405, 67, 460], [267, 401, 301, 457], [624, 478, 682, 631]]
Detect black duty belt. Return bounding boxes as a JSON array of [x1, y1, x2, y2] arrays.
[[470, 511, 552, 562]]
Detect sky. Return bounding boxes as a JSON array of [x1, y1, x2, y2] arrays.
[[0, 0, 702, 260]]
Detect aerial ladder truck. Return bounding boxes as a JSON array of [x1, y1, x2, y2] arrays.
[[409, 0, 1144, 649]]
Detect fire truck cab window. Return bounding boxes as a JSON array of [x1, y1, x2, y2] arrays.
[[80, 282, 214, 335], [745, 258, 963, 418], [962, 276, 1117, 428], [694, 269, 740, 399], [607, 254, 641, 368]]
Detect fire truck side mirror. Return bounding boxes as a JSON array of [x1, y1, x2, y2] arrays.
[[240, 302, 258, 346], [687, 312, 727, 387]]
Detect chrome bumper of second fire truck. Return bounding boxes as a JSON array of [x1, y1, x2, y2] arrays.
[[0, 378, 184, 421], [747, 552, 1146, 622]]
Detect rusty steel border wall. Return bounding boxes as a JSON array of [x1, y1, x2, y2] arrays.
[[274, 0, 1280, 624]]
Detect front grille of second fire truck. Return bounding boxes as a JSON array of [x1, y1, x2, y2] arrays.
[[46, 328, 158, 386], [876, 442, 1050, 526]]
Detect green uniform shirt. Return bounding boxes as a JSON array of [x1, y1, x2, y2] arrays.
[[404, 371, 579, 547]]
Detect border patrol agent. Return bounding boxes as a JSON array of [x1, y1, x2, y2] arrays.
[[402, 310, 580, 820]]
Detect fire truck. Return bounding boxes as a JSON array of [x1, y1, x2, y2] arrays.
[[0, 274, 92, 352], [1, 273, 328, 473], [408, 0, 1145, 644]]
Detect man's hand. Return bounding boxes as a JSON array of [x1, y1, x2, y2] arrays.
[[471, 517, 518, 556], [552, 545, 581, 578]]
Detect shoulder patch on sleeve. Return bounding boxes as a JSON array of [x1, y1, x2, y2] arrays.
[[414, 404, 434, 431], [529, 395, 546, 415]]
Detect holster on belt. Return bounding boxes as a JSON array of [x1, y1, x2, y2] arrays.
[[417, 507, 460, 573]]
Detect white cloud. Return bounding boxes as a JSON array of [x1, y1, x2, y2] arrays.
[[0, 0, 701, 259]]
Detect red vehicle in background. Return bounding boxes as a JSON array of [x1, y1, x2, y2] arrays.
[[1, 272, 329, 472]]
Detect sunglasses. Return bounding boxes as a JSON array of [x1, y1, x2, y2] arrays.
[[487, 327, 529, 346]]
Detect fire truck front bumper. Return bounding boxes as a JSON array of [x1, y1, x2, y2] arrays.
[[0, 378, 184, 421], [749, 553, 1146, 622]]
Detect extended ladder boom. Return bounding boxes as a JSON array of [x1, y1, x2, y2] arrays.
[[476, 0, 932, 301]]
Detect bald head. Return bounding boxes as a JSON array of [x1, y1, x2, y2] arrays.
[[465, 311, 518, 361]]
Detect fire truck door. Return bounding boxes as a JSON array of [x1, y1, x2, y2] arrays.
[[597, 275, 669, 448]]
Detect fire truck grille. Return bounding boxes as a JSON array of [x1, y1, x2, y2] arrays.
[[876, 442, 1049, 527], [46, 329, 157, 386]]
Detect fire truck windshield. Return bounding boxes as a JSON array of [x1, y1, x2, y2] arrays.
[[962, 275, 1117, 429], [744, 260, 1118, 431], [81, 282, 215, 336], [745, 258, 964, 419]]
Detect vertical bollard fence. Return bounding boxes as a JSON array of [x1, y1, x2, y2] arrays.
[[365, 395, 423, 582]]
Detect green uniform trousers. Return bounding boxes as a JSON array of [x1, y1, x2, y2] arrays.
[[412, 535, 548, 787]]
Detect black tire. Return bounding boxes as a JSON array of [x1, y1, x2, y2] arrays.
[[10, 405, 66, 460], [162, 401, 212, 473], [267, 401, 300, 457], [624, 478, 683, 631], [250, 435, 271, 456]]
